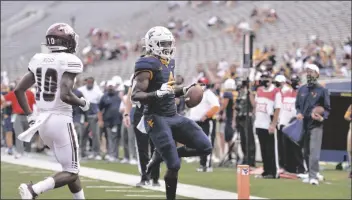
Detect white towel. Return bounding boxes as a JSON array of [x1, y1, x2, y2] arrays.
[[136, 115, 147, 134], [18, 113, 51, 142]]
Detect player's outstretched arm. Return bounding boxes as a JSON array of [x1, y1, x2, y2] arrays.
[[14, 72, 36, 115], [60, 72, 86, 107], [131, 71, 155, 103]]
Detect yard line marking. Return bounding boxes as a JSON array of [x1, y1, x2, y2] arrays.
[[1, 154, 267, 199], [87, 185, 133, 189], [105, 189, 152, 193]]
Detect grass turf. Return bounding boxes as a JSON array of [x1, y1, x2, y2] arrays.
[[1, 162, 186, 199], [81, 160, 351, 199]]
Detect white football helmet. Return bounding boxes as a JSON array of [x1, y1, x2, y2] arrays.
[[144, 26, 175, 61]]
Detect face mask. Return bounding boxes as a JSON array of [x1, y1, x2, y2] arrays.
[[107, 89, 115, 95], [86, 85, 93, 90], [274, 82, 281, 88], [307, 75, 317, 86], [260, 80, 269, 87], [291, 82, 299, 90]]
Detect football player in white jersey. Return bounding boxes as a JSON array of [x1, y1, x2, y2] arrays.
[[13, 23, 90, 199]]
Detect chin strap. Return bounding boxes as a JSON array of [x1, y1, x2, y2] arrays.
[[160, 57, 169, 65]]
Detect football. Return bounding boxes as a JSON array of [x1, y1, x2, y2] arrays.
[[312, 106, 325, 115], [185, 85, 204, 108]]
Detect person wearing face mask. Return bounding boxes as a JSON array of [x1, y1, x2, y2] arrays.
[[252, 71, 282, 179], [78, 77, 104, 160], [97, 80, 123, 162], [295, 64, 331, 185], [278, 74, 305, 174], [274, 75, 289, 92], [274, 74, 289, 170]]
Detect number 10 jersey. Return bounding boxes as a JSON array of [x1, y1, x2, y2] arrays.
[[28, 52, 83, 116]]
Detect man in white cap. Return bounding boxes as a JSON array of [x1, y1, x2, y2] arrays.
[[273, 74, 289, 92], [295, 64, 331, 185]]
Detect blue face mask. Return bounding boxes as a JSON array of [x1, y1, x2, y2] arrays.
[[307, 75, 317, 87]]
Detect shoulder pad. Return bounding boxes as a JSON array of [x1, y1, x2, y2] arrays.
[[28, 53, 42, 72], [63, 54, 84, 74], [134, 56, 160, 72]]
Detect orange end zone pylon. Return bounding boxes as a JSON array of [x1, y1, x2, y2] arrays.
[[237, 165, 250, 199]]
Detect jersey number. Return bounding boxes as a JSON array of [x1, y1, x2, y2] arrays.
[[35, 68, 58, 102]]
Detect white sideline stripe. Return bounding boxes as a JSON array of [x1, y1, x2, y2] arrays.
[[80, 179, 99, 182], [105, 189, 152, 193], [87, 185, 133, 189], [125, 194, 165, 197], [19, 171, 52, 174], [1, 155, 266, 199]]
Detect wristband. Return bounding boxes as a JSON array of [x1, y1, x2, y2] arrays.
[[123, 113, 129, 117]]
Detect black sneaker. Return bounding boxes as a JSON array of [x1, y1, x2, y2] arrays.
[[136, 180, 149, 187]]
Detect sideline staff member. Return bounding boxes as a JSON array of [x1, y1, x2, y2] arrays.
[[296, 64, 330, 185]]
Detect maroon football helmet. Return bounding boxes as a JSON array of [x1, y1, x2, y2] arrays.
[[45, 23, 78, 53]]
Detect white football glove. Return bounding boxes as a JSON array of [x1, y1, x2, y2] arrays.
[[79, 97, 90, 112], [27, 114, 36, 127], [156, 81, 175, 98]]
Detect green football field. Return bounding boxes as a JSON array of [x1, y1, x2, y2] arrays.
[[1, 162, 186, 199], [1, 159, 351, 199], [81, 160, 351, 199]]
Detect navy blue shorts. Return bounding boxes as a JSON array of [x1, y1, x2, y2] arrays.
[[143, 114, 211, 170]]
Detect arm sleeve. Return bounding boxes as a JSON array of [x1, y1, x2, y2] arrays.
[[322, 88, 331, 119], [274, 90, 282, 109], [64, 55, 84, 74]]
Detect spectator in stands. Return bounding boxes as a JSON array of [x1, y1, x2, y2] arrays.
[[343, 105, 352, 178], [296, 64, 331, 185], [207, 16, 226, 28], [79, 77, 103, 160], [264, 9, 278, 23], [3, 82, 36, 159], [216, 59, 229, 78], [98, 80, 122, 162], [173, 19, 194, 41]]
